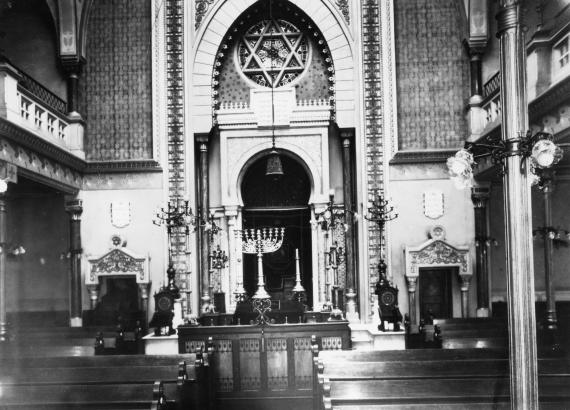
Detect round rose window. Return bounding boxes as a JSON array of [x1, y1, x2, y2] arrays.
[[237, 19, 309, 88]]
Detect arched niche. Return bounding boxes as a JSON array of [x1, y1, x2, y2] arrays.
[[192, 0, 355, 132], [239, 154, 313, 305]]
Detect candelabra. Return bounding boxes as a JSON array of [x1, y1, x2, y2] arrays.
[[238, 227, 285, 325], [316, 190, 346, 312], [365, 191, 398, 280], [292, 248, 306, 304], [326, 241, 345, 320], [204, 212, 222, 313], [153, 197, 199, 309]]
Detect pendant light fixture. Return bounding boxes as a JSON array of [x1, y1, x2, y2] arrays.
[[265, 0, 284, 178]]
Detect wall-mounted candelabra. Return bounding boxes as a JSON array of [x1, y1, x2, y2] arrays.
[[238, 227, 285, 325]]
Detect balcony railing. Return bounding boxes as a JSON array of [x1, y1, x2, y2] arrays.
[[18, 69, 67, 115], [0, 58, 83, 159]]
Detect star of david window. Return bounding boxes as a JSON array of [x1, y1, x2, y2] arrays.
[[238, 19, 310, 88]]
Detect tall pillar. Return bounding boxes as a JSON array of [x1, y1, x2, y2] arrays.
[[0, 192, 7, 341], [472, 185, 491, 317], [65, 198, 83, 327], [406, 276, 417, 325], [539, 171, 557, 331], [61, 60, 83, 117], [197, 137, 211, 313], [460, 276, 471, 318], [497, 1, 539, 407], [340, 129, 358, 321]]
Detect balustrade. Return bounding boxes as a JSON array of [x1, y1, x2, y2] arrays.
[[0, 58, 84, 158]]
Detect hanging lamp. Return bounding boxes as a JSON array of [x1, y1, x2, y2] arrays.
[[265, 0, 284, 178]]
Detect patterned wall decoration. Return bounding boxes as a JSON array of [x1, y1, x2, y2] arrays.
[[165, 0, 189, 293], [80, 0, 153, 161], [394, 0, 469, 150], [361, 0, 385, 311], [212, 1, 336, 123]]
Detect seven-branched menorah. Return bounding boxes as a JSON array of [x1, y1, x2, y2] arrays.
[[238, 227, 285, 300]]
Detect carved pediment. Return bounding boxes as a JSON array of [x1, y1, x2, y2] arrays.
[[405, 226, 471, 278], [410, 241, 469, 274], [87, 247, 149, 284]]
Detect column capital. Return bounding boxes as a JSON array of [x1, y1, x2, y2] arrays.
[[339, 127, 355, 142], [496, 0, 523, 35], [65, 198, 83, 219], [471, 184, 491, 208]]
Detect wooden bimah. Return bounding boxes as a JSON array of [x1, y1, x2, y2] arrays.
[[177, 321, 350, 410]]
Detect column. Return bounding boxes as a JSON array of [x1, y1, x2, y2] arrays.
[[497, 1, 538, 407], [340, 129, 358, 321], [66, 69, 81, 116], [472, 185, 491, 317], [197, 138, 211, 313], [539, 171, 557, 331], [406, 276, 417, 325], [310, 207, 320, 311], [65, 198, 83, 327], [460, 276, 471, 319], [0, 192, 7, 341]]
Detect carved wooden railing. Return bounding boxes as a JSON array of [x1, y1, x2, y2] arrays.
[[177, 321, 350, 408]]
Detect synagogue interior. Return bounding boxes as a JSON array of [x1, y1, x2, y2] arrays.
[[0, 0, 569, 409]]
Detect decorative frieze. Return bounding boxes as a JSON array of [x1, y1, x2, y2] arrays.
[[361, 0, 385, 313], [166, 0, 189, 288]]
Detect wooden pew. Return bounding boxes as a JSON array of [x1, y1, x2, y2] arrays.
[[0, 354, 199, 409], [150, 339, 216, 410], [433, 318, 507, 349], [314, 348, 570, 410]]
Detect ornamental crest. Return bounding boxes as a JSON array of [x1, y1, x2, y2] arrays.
[[89, 248, 146, 282], [411, 241, 468, 273]]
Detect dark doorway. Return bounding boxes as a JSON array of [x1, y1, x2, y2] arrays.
[[241, 154, 312, 306], [419, 268, 453, 321]]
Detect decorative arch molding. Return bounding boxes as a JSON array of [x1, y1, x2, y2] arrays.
[[404, 226, 472, 324], [223, 137, 324, 208], [191, 0, 355, 132]]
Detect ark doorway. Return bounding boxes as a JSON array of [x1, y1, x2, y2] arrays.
[[419, 267, 454, 321], [241, 154, 313, 307]]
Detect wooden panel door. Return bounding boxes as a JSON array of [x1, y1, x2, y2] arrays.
[[419, 268, 453, 320]]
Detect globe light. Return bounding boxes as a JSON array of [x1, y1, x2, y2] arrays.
[[447, 149, 474, 176], [531, 139, 563, 169], [0, 179, 7, 193]]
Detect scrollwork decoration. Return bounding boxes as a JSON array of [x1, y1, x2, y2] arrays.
[[195, 0, 214, 30], [336, 0, 350, 25]]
